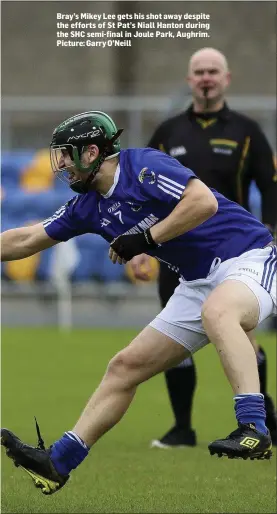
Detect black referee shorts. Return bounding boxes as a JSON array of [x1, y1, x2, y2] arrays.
[[158, 262, 180, 309]]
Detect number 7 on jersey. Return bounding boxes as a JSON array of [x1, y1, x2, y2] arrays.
[[114, 210, 124, 224]]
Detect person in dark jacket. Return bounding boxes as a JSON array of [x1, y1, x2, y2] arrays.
[[130, 47, 277, 448]]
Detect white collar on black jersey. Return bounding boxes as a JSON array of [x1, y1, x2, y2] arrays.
[[102, 164, 120, 198]]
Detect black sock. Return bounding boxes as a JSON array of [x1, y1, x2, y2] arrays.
[[164, 358, 196, 430], [257, 345, 267, 396]]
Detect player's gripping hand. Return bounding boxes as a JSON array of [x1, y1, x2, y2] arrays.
[[109, 229, 158, 264], [129, 254, 153, 281]]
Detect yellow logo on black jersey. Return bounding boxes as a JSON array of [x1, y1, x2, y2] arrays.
[[209, 139, 238, 156], [210, 139, 238, 148], [196, 118, 217, 129]]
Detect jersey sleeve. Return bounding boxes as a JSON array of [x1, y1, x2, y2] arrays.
[[134, 149, 197, 206], [42, 196, 89, 241]]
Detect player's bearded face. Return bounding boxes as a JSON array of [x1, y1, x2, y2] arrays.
[[51, 145, 99, 191], [57, 149, 82, 185], [52, 148, 89, 187]]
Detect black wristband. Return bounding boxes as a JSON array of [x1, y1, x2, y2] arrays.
[[144, 228, 157, 248]]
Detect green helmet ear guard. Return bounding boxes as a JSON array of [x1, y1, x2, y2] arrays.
[[86, 111, 121, 153], [71, 126, 123, 175]]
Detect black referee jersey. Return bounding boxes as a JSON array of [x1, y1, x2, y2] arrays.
[[148, 103, 277, 228]]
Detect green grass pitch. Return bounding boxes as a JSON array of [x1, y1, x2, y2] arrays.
[[1, 328, 276, 513]]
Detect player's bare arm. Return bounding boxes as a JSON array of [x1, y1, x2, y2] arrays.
[[1, 223, 59, 262], [150, 178, 218, 244]]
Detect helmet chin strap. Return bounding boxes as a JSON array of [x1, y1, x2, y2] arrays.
[[105, 152, 120, 161], [70, 130, 123, 194], [69, 179, 89, 194]]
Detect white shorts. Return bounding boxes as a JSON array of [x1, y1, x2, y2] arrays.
[[150, 245, 276, 354]]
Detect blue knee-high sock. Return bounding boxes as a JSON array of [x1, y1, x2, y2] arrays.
[[234, 394, 267, 434], [50, 431, 90, 476]]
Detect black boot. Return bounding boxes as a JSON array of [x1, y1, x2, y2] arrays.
[[209, 423, 272, 460]]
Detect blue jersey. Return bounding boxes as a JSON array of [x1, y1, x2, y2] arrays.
[[43, 148, 272, 281]]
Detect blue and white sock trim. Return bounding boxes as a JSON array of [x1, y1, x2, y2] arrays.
[[66, 431, 90, 451], [234, 393, 264, 401]]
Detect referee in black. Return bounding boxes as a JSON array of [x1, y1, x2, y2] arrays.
[[131, 47, 277, 448]]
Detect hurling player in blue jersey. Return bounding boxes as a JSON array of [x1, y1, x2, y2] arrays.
[[1, 111, 276, 495]]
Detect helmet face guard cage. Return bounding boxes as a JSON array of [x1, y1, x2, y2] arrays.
[[50, 144, 96, 186]]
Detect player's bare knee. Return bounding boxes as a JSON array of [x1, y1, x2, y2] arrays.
[[105, 348, 143, 388], [106, 351, 130, 379], [201, 300, 232, 332], [202, 297, 258, 335]]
